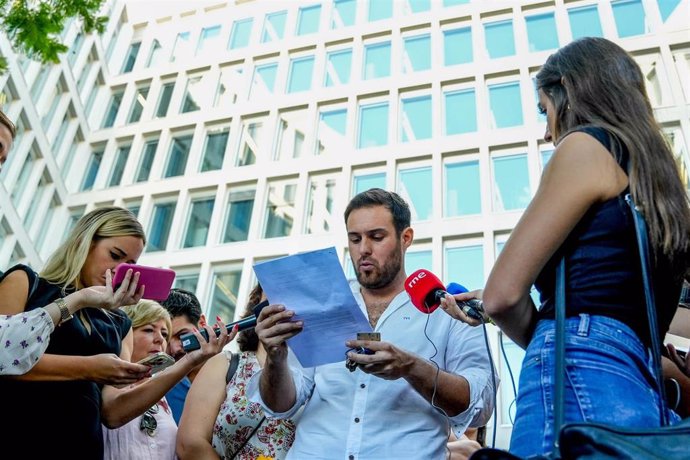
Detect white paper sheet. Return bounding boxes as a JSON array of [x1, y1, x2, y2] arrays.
[[253, 247, 372, 367]]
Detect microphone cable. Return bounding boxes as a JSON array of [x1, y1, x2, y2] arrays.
[[499, 336, 519, 424], [474, 313, 499, 448]]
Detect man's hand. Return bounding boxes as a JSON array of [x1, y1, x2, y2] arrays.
[[85, 353, 151, 385], [344, 340, 414, 380], [255, 304, 303, 361]]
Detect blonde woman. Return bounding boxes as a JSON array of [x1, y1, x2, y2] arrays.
[[0, 206, 233, 459]]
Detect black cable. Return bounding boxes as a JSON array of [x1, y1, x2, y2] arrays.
[[499, 335, 519, 424], [477, 315, 498, 448]]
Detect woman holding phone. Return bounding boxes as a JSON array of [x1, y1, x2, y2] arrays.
[[0, 206, 233, 459]]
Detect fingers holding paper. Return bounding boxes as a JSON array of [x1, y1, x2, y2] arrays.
[[256, 304, 304, 360]]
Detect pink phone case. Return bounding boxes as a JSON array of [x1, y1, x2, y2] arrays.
[[112, 263, 176, 301]]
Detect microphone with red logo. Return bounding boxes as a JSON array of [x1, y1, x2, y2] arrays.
[[404, 269, 484, 320]]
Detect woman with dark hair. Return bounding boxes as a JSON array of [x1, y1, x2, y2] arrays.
[[177, 284, 298, 460], [441, 37, 689, 456]]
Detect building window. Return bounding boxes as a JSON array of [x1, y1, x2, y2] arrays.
[[229, 18, 253, 49], [353, 172, 386, 195], [147, 39, 163, 67], [316, 108, 347, 155], [445, 88, 477, 135], [407, 0, 430, 13], [332, 0, 356, 28], [215, 64, 243, 107], [525, 13, 559, 52], [403, 34, 431, 73], [445, 160, 481, 216], [183, 197, 215, 248], [171, 31, 191, 62], [488, 81, 523, 128], [444, 27, 472, 66], [400, 95, 432, 142], [445, 244, 484, 291], [484, 20, 515, 59], [136, 139, 158, 183], [287, 55, 315, 93], [174, 273, 199, 293], [201, 129, 229, 172], [108, 145, 130, 187], [612, 0, 647, 38], [568, 5, 603, 39], [102, 89, 124, 128], [237, 119, 264, 166], [324, 48, 352, 87], [363, 41, 391, 79], [128, 85, 150, 124], [297, 5, 321, 35], [223, 187, 256, 243], [658, 0, 681, 21], [275, 108, 308, 160], [147, 202, 176, 251], [196, 25, 221, 55], [541, 148, 555, 169], [492, 153, 531, 211], [250, 62, 278, 97], [209, 267, 241, 322], [406, 249, 432, 273], [305, 175, 337, 234], [398, 166, 432, 221], [368, 0, 393, 21], [263, 181, 297, 239], [444, 0, 470, 5], [164, 134, 193, 178], [261, 11, 287, 43], [358, 102, 389, 148], [121, 42, 141, 73], [181, 74, 207, 113], [81, 149, 103, 191], [155, 82, 175, 118]]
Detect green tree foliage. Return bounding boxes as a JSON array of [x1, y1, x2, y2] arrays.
[[0, 0, 107, 72]]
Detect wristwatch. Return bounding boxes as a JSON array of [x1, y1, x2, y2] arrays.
[[55, 297, 73, 326]]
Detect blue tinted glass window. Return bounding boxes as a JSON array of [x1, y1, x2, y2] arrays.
[[489, 82, 523, 128], [108, 145, 130, 187], [136, 140, 157, 183], [297, 5, 321, 35], [354, 172, 386, 195], [184, 198, 215, 248], [262, 11, 287, 43], [493, 154, 531, 211], [526, 13, 558, 52], [657, 0, 681, 21], [201, 131, 229, 172], [533, 78, 546, 122], [444, 28, 473, 65], [445, 89, 477, 134], [368, 0, 393, 21], [81, 150, 103, 191], [358, 102, 389, 148], [287, 56, 314, 93], [321, 109, 347, 135], [148, 202, 175, 251], [403, 34, 431, 73], [445, 161, 481, 216], [406, 250, 432, 273], [102, 91, 123, 128], [568, 6, 603, 39], [541, 149, 554, 168], [223, 189, 255, 243], [485, 20, 515, 58], [401, 95, 432, 142], [399, 167, 432, 221], [121, 42, 141, 73], [197, 25, 221, 54], [612, 0, 646, 38], [363, 42, 391, 79], [165, 135, 193, 178], [229, 19, 252, 49], [444, 0, 469, 5], [445, 245, 484, 291], [254, 63, 278, 94], [332, 0, 356, 28], [325, 49, 352, 86], [408, 0, 430, 13]]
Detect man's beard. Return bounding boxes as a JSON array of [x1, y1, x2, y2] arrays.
[[354, 241, 403, 290]]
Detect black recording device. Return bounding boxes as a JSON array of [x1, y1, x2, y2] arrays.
[[181, 299, 269, 352]]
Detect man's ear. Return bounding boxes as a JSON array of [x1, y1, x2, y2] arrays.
[[401, 226, 414, 250]]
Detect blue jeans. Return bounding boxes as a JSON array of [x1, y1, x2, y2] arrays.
[[509, 314, 672, 457]]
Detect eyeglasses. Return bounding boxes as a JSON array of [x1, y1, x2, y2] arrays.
[[139, 405, 159, 436]]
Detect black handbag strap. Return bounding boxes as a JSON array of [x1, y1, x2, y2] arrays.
[[230, 416, 266, 459], [552, 193, 669, 454], [226, 352, 240, 384]]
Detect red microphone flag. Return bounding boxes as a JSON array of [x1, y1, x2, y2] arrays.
[[404, 269, 446, 314]]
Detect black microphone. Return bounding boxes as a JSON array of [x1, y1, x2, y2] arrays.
[[181, 300, 269, 352], [446, 282, 485, 320]]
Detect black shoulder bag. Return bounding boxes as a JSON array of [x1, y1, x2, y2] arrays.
[[471, 195, 690, 460]]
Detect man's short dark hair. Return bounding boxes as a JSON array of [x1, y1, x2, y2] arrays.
[[344, 188, 411, 235], [160, 288, 202, 325]]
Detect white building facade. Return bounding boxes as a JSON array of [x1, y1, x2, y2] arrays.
[[1, 0, 689, 446]]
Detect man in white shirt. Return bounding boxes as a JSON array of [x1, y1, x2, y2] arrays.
[[251, 188, 496, 459]]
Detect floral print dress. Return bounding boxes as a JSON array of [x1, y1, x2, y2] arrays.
[[212, 351, 297, 460]]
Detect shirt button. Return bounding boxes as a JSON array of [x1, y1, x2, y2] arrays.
[[360, 383, 365, 389], [354, 417, 360, 423]]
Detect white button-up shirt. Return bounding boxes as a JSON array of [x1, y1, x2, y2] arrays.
[[248, 281, 496, 459]]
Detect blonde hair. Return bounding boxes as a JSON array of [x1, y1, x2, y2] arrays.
[[121, 300, 172, 334], [40, 206, 146, 291]]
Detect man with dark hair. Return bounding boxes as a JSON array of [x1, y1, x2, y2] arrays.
[[0, 109, 16, 171], [161, 287, 204, 423], [251, 188, 495, 459]]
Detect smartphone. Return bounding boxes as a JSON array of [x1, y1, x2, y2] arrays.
[[112, 263, 176, 301], [137, 352, 175, 374]]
